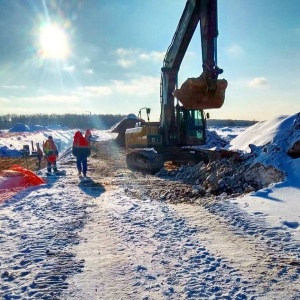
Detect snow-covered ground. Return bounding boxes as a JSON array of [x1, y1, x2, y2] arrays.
[[228, 114, 300, 239], [0, 114, 300, 299], [0, 129, 75, 157]]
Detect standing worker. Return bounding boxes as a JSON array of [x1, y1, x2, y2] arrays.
[[43, 136, 59, 174], [36, 143, 43, 170], [84, 129, 92, 145], [72, 131, 91, 177]]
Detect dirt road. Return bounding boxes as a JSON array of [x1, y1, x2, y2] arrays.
[[64, 140, 300, 299]]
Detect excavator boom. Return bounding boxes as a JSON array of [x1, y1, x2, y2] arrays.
[[162, 0, 220, 77], [161, 0, 227, 145]]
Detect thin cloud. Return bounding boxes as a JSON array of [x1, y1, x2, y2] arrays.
[[77, 86, 113, 97], [83, 68, 94, 74], [227, 44, 244, 56], [248, 77, 268, 87], [0, 94, 81, 114], [25, 95, 80, 103], [0, 97, 10, 104], [112, 76, 159, 96], [117, 59, 136, 68], [139, 51, 165, 62], [115, 48, 139, 68], [83, 57, 90, 63], [2, 85, 25, 89], [1, 76, 160, 113], [75, 76, 159, 98], [63, 64, 76, 72], [115, 48, 164, 68], [115, 48, 133, 56]]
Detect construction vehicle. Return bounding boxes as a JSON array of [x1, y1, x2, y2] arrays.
[[124, 0, 228, 173]]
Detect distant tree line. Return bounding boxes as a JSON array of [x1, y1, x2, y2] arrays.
[[0, 114, 127, 130], [0, 114, 258, 130], [207, 119, 258, 127]]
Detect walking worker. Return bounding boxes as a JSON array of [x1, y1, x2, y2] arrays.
[[72, 130, 91, 177], [84, 128, 92, 145], [43, 136, 58, 173]]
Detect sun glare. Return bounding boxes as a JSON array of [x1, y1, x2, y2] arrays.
[[39, 24, 70, 60]]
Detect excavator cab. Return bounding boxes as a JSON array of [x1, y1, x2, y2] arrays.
[[176, 106, 206, 146]]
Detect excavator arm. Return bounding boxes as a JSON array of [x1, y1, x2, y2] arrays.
[[162, 0, 221, 77], [199, 0, 223, 81], [162, 0, 201, 71], [160, 0, 227, 145]]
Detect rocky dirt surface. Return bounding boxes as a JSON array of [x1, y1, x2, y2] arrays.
[[83, 141, 300, 298], [90, 140, 284, 208]]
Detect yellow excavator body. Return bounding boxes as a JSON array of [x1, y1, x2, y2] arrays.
[[125, 123, 161, 148]]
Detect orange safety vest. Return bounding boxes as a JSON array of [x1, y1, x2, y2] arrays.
[[78, 135, 90, 147], [43, 140, 58, 163], [85, 129, 92, 141], [43, 140, 57, 155], [72, 131, 91, 157], [73, 131, 82, 147]]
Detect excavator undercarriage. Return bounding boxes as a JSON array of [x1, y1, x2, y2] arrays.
[[125, 146, 222, 174]]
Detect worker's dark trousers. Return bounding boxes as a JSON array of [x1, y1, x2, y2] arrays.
[[76, 155, 88, 176]]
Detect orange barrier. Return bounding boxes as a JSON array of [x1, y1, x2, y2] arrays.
[[0, 165, 46, 203]]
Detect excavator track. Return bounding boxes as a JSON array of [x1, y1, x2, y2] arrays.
[[126, 150, 164, 174], [126, 147, 221, 174]]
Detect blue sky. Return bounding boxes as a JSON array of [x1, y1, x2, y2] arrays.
[[0, 0, 299, 121]]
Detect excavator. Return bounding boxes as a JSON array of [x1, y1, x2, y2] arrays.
[[123, 0, 228, 173]]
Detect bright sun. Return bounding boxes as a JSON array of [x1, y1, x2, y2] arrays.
[[39, 24, 70, 60]]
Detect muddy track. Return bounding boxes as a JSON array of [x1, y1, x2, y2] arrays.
[[88, 140, 300, 298]]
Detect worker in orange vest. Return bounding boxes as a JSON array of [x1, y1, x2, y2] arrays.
[[84, 129, 92, 145], [43, 136, 58, 173], [72, 131, 91, 177]]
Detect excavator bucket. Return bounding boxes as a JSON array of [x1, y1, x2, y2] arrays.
[[173, 76, 228, 110]]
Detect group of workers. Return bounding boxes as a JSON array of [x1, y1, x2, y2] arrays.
[[39, 129, 92, 177]]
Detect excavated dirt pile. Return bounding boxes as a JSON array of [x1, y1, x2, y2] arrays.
[[156, 152, 285, 198], [85, 139, 286, 212]]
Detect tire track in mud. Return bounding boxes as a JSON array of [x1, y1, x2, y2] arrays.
[[69, 188, 257, 299], [173, 203, 300, 298], [101, 190, 271, 299], [0, 168, 92, 299], [91, 140, 300, 299], [120, 172, 300, 299], [64, 190, 143, 300]]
